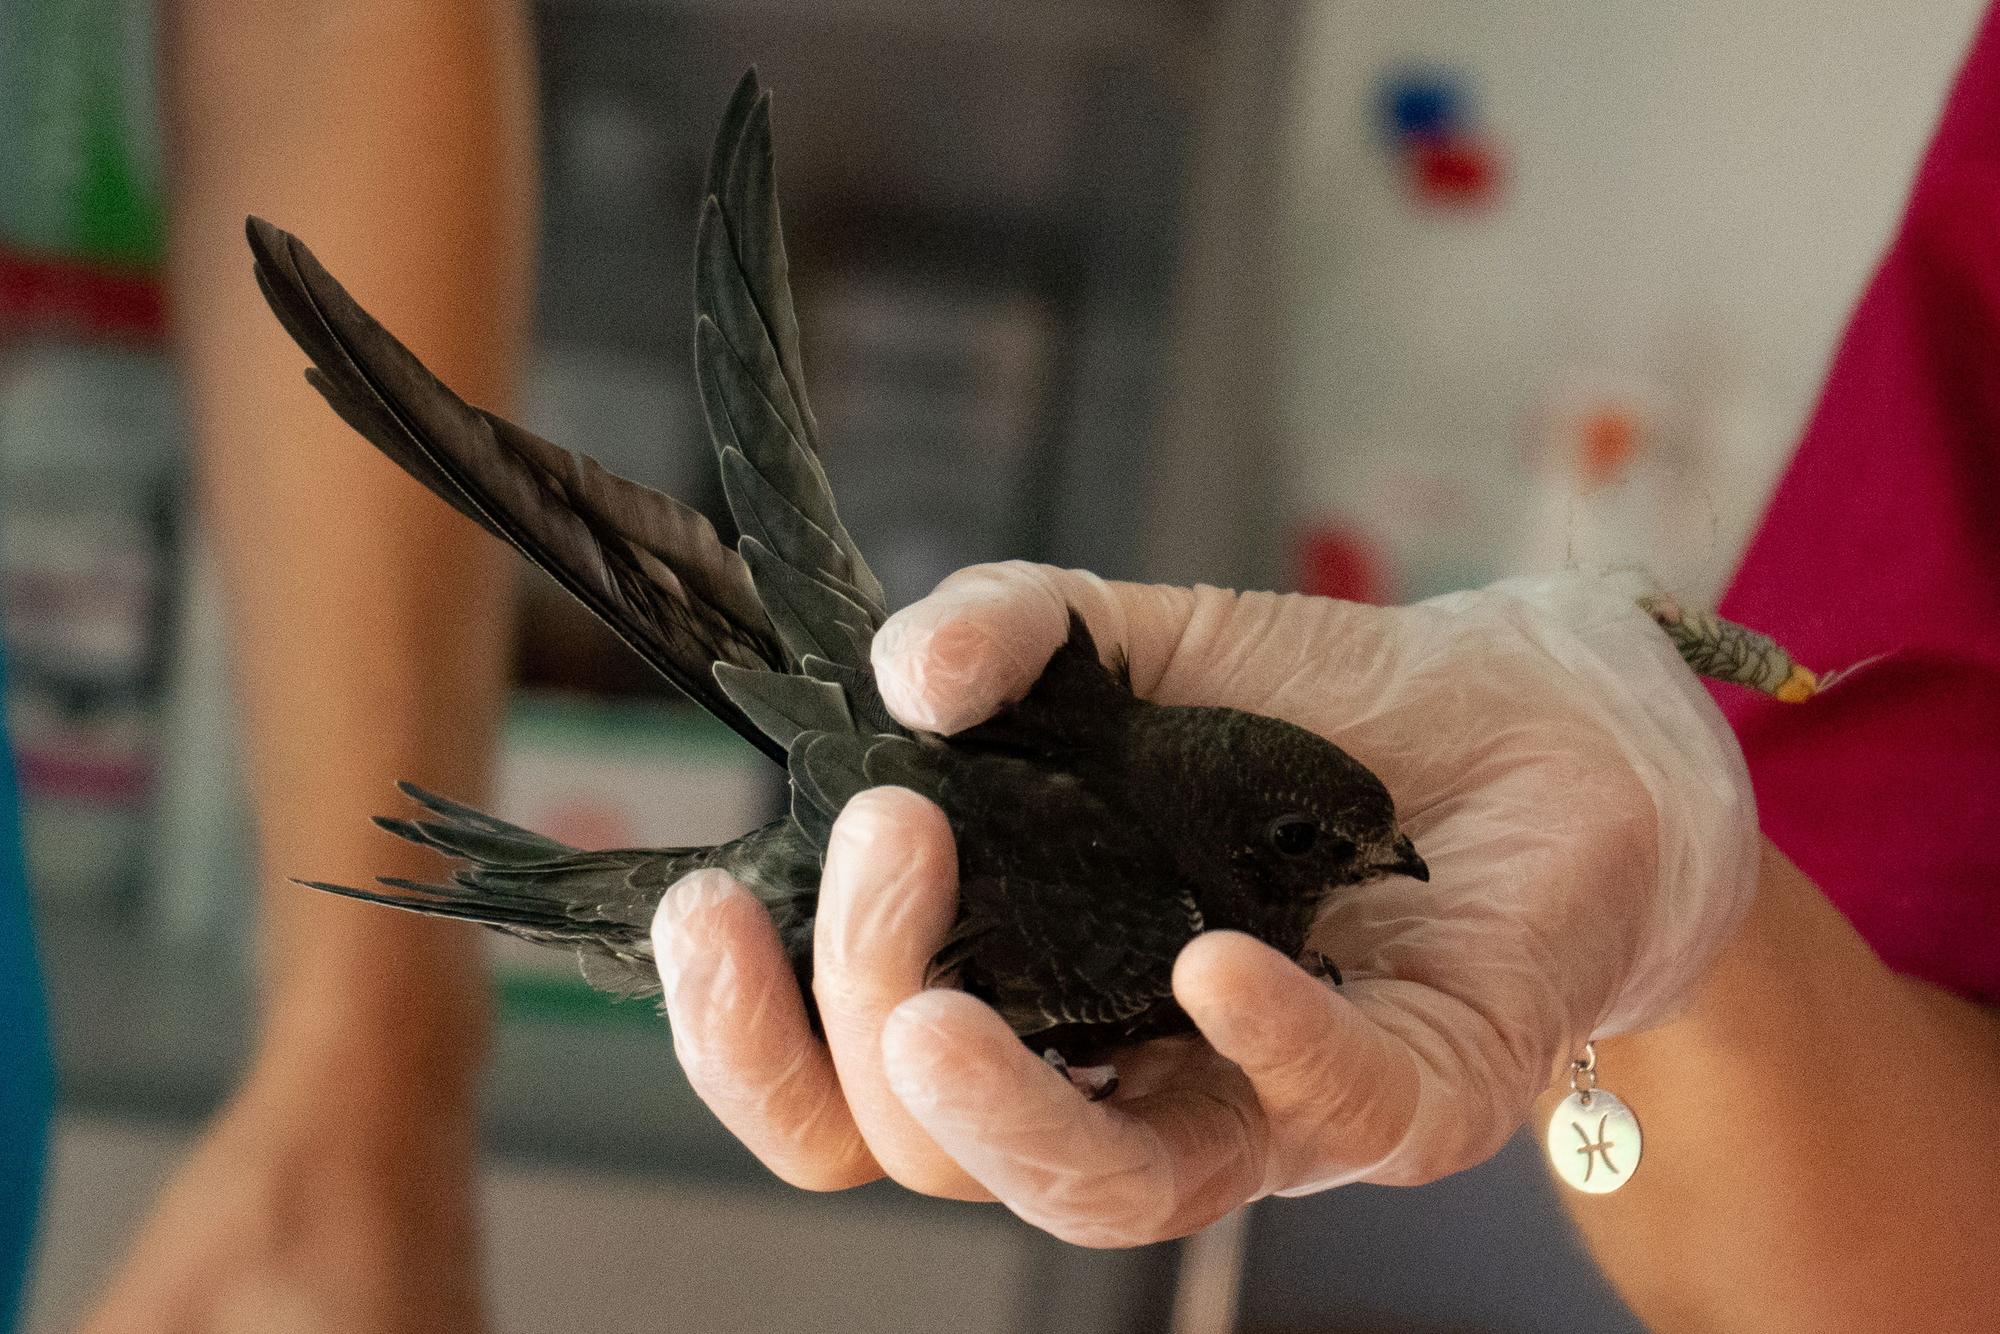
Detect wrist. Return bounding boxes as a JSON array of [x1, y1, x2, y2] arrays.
[[259, 970, 492, 1102], [257, 883, 496, 1096], [1595, 838, 1825, 1073]]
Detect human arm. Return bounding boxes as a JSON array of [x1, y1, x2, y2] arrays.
[[1549, 9, 2000, 1322], [1560, 842, 2000, 1333], [82, 2, 534, 1329]]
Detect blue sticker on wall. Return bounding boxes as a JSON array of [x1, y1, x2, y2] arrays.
[[1379, 70, 1472, 146]]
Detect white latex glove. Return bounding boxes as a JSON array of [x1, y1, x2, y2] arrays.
[[653, 562, 1758, 1244]]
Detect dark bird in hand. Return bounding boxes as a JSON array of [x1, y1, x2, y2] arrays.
[[247, 70, 1427, 1083]]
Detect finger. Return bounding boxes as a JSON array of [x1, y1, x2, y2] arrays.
[[869, 561, 1400, 747], [881, 989, 1268, 1247], [1173, 931, 1423, 1193], [869, 562, 1083, 732], [653, 870, 880, 1191], [871, 561, 1215, 733], [1176, 936, 1496, 1192], [814, 788, 992, 1199]]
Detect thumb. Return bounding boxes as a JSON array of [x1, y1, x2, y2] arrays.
[[1173, 932, 1423, 1193], [1180, 932, 1546, 1190], [870, 562, 1104, 733]]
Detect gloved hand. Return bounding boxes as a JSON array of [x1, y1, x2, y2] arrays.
[[653, 562, 1759, 1244]]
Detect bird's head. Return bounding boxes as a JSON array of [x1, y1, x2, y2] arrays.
[[1134, 704, 1426, 945]]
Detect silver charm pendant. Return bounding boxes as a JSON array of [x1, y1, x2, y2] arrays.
[[1546, 1044, 1641, 1194]]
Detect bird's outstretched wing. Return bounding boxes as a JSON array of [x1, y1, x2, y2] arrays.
[[696, 69, 888, 642], [264, 72, 932, 975], [246, 216, 789, 761], [694, 70, 913, 843]]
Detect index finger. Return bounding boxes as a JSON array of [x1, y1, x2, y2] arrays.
[[654, 871, 881, 1191], [869, 561, 1398, 744], [813, 788, 991, 1199], [869, 562, 1196, 734]]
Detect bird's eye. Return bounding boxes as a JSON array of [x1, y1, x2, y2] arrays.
[[1268, 815, 1321, 857]]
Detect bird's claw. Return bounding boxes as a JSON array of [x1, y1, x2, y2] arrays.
[[1043, 1048, 1119, 1101], [1303, 950, 1343, 987]]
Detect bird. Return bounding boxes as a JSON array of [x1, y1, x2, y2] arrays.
[[245, 69, 1427, 1084]]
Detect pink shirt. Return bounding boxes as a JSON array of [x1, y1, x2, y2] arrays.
[[1718, 7, 2000, 1004]]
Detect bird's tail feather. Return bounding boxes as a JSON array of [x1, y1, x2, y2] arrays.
[[293, 876, 662, 999], [298, 783, 704, 997]]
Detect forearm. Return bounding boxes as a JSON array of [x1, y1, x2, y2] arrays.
[[1560, 840, 2000, 1331], [164, 0, 536, 1078]]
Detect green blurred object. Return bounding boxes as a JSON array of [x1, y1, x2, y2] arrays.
[[0, 0, 164, 267], [495, 972, 660, 1030]]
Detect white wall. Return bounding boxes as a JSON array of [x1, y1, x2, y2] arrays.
[[1277, 1, 1986, 601]]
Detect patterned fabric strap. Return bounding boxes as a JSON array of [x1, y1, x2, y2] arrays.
[[1638, 592, 1819, 703]]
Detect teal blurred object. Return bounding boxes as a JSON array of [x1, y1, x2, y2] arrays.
[[0, 11, 165, 1315], [0, 644, 55, 1334], [0, 0, 164, 266]]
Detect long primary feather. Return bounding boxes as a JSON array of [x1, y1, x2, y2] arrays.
[[246, 216, 789, 761], [694, 71, 889, 665], [263, 72, 938, 992], [679, 70, 902, 829]]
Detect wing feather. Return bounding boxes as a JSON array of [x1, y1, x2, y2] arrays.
[[246, 217, 788, 760], [694, 71, 890, 656]]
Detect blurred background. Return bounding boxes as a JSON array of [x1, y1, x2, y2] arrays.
[[1, 1, 1985, 1330]]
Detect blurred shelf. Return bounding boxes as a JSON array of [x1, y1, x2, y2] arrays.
[[539, 0, 1215, 63]]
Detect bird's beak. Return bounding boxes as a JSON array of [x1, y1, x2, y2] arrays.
[[1379, 833, 1429, 882]]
